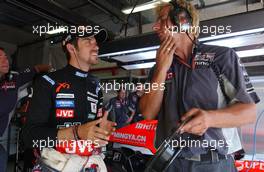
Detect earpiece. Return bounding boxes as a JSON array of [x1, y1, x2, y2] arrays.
[[169, 1, 193, 31]]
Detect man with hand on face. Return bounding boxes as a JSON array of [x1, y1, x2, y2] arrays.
[[23, 26, 116, 170], [140, 0, 259, 171]]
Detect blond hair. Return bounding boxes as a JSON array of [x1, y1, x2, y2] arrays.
[[156, 0, 200, 37]]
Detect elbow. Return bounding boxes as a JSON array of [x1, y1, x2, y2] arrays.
[[249, 104, 257, 124], [246, 103, 257, 125]]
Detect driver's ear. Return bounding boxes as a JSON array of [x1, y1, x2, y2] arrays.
[[66, 44, 75, 54]]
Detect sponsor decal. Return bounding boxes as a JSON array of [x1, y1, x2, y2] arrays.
[[0, 81, 16, 90], [57, 122, 81, 129], [56, 109, 74, 118], [235, 160, 264, 172], [42, 75, 55, 85], [109, 120, 157, 154], [90, 103, 97, 113], [87, 91, 98, 98], [194, 52, 215, 67], [75, 71, 87, 78], [87, 96, 98, 103], [56, 93, 75, 99], [55, 100, 75, 108], [135, 123, 156, 130], [56, 82, 70, 93], [87, 113, 96, 119]]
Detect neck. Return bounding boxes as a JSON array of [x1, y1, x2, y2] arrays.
[[69, 57, 90, 72], [174, 34, 195, 62]]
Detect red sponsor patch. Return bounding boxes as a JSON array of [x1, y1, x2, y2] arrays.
[[56, 109, 74, 118]]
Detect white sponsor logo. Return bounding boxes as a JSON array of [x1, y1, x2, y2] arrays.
[[87, 96, 98, 103], [87, 113, 96, 119], [91, 103, 97, 113], [135, 123, 156, 131], [87, 91, 98, 98], [56, 93, 75, 99]]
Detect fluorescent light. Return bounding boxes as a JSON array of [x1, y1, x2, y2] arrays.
[[199, 28, 264, 42], [243, 61, 264, 67], [112, 50, 156, 62], [236, 48, 264, 58], [122, 62, 156, 70], [99, 46, 159, 58], [122, 0, 171, 14], [204, 33, 264, 48], [46, 27, 67, 35]]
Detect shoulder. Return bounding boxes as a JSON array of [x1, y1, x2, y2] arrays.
[[199, 44, 238, 65], [40, 67, 67, 85]]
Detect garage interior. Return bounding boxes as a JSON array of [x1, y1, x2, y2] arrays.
[[0, 0, 264, 171]]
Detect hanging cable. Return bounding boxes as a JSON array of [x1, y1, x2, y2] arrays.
[[119, 0, 141, 36]]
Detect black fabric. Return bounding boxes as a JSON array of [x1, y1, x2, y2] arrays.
[[166, 155, 238, 172], [0, 67, 36, 136], [22, 65, 103, 148]]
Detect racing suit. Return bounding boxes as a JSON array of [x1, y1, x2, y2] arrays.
[[23, 64, 104, 148]]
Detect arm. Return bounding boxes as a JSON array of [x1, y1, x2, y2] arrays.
[[22, 76, 58, 148], [140, 35, 177, 120], [180, 103, 256, 135]]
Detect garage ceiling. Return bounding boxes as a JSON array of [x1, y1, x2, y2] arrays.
[[1, 0, 263, 46]]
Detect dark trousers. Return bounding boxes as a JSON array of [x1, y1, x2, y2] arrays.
[[0, 144, 7, 172], [167, 155, 238, 172]]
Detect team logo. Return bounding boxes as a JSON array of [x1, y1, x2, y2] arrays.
[[56, 82, 70, 93], [194, 52, 215, 68]]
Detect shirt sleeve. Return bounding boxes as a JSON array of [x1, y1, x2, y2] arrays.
[[22, 75, 58, 148], [215, 47, 260, 104], [17, 67, 37, 87]]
